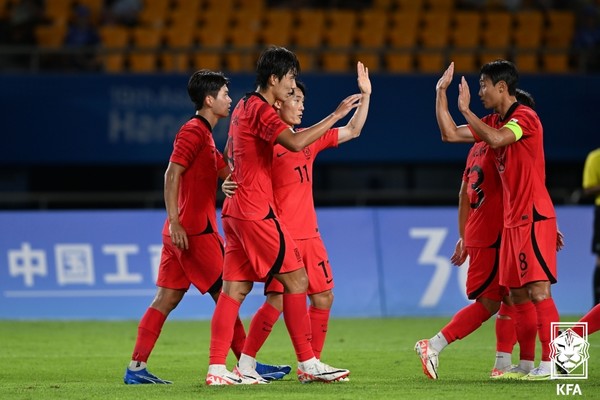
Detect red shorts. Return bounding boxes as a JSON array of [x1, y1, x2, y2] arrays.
[[466, 246, 508, 302], [500, 218, 558, 288], [265, 236, 334, 295], [156, 233, 223, 294], [222, 216, 304, 282]]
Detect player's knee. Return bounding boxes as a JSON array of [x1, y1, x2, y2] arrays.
[[310, 290, 334, 309]]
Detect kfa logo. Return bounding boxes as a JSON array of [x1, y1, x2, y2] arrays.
[[556, 384, 582, 396], [550, 322, 589, 380]]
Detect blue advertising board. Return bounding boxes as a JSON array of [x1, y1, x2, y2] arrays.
[[0, 206, 593, 320]]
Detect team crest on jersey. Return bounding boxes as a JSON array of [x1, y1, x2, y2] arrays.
[[303, 147, 312, 159]]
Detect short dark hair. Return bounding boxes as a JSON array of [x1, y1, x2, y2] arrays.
[[255, 46, 300, 90], [187, 70, 229, 110], [480, 59, 519, 96], [516, 88, 535, 109], [295, 80, 306, 96]]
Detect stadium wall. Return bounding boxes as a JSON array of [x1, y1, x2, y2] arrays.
[[0, 73, 597, 165], [0, 206, 593, 320]]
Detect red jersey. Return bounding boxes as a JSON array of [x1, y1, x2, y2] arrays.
[[272, 128, 339, 239], [222, 93, 290, 220], [462, 141, 503, 248], [162, 115, 226, 236], [471, 103, 555, 228]]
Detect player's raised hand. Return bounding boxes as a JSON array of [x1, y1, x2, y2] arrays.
[[458, 76, 471, 114], [356, 61, 371, 95], [332, 93, 362, 120], [221, 174, 237, 198], [436, 62, 454, 92]]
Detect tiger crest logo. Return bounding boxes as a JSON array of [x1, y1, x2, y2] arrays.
[[550, 323, 589, 379]]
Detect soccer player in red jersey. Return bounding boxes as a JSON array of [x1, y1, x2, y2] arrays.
[[431, 60, 561, 380], [205, 46, 361, 385], [415, 90, 537, 380], [123, 70, 285, 385], [223, 62, 371, 375]]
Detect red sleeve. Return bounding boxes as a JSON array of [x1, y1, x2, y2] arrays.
[[256, 102, 290, 144], [467, 125, 482, 142], [170, 127, 203, 168]]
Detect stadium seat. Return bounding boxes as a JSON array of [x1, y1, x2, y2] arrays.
[[172, 0, 202, 13], [236, 0, 265, 16], [138, 0, 170, 27], [99, 25, 130, 72], [324, 9, 356, 47], [449, 50, 477, 73], [513, 10, 544, 50], [513, 51, 539, 73], [372, 0, 394, 11], [192, 52, 223, 71], [396, 0, 424, 11], [354, 9, 387, 71], [321, 10, 357, 72], [35, 24, 67, 48], [545, 10, 575, 49], [129, 26, 162, 72], [295, 50, 316, 72], [425, 0, 454, 12], [294, 9, 326, 50], [168, 6, 199, 29], [76, 0, 103, 23], [451, 11, 481, 49], [320, 52, 351, 73], [388, 11, 420, 48], [204, 0, 234, 11], [420, 12, 450, 48], [385, 51, 414, 72], [542, 53, 571, 73], [416, 52, 445, 73], [226, 10, 260, 72], [479, 50, 508, 65], [357, 10, 388, 48], [261, 9, 294, 47], [161, 25, 195, 72], [43, 0, 72, 26], [481, 11, 512, 50]]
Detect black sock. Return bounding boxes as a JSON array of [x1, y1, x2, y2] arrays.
[[594, 266, 600, 305]]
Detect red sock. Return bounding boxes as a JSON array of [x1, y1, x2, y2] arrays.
[[496, 302, 517, 353], [209, 293, 240, 365], [514, 301, 537, 361], [131, 307, 166, 363], [440, 301, 491, 344], [580, 304, 600, 335], [309, 306, 330, 360], [230, 316, 247, 360], [242, 302, 281, 358], [534, 298, 560, 362], [283, 293, 314, 362]]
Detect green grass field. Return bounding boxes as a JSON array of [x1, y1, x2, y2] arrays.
[[1, 317, 598, 400]]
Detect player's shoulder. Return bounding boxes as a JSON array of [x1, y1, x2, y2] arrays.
[[514, 103, 539, 120]]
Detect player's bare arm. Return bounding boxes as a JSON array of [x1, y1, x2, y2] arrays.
[[450, 180, 469, 266], [164, 161, 189, 250], [458, 76, 516, 149], [436, 63, 474, 143], [338, 61, 371, 144], [276, 93, 362, 151]]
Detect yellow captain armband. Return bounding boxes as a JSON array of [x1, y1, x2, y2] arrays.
[[504, 119, 523, 141]]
